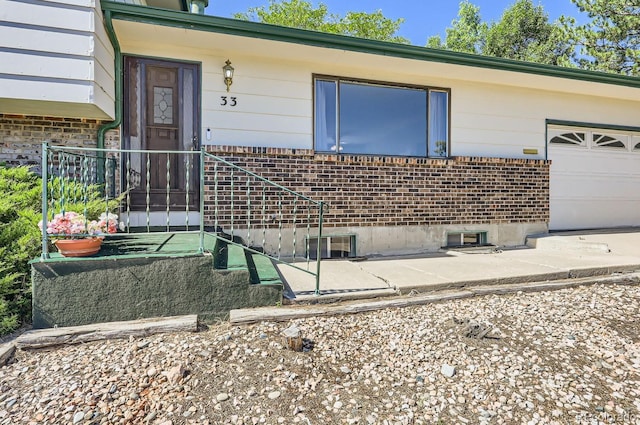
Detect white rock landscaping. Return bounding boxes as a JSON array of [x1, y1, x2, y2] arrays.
[[1, 282, 639, 424]]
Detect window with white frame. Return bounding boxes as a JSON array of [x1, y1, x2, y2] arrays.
[[549, 131, 586, 146], [314, 76, 450, 157], [592, 133, 626, 149], [548, 125, 640, 151]]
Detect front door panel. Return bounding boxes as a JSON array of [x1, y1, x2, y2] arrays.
[[124, 57, 200, 212]]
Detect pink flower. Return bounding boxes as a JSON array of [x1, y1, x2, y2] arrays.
[[39, 211, 121, 238]]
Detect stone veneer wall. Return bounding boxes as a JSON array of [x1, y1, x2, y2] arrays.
[[0, 114, 119, 168], [204, 145, 550, 231]]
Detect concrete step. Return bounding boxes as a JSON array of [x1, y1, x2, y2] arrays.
[[226, 244, 249, 270], [246, 252, 283, 285], [526, 233, 610, 253], [213, 239, 249, 270], [213, 238, 283, 286]]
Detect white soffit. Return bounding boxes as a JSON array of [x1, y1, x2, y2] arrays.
[[112, 20, 640, 102]]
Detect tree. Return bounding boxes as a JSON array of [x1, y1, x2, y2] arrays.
[[562, 0, 639, 75], [484, 0, 573, 66], [234, 0, 409, 44], [235, 0, 328, 31], [334, 10, 408, 43], [426, 1, 486, 54], [427, 0, 573, 67]]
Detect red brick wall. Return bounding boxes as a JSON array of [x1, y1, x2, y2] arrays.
[[0, 114, 119, 168], [204, 145, 550, 229]]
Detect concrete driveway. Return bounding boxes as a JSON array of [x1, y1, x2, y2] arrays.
[[278, 228, 640, 301]]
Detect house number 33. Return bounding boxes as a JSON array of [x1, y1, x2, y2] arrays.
[[220, 96, 237, 107]]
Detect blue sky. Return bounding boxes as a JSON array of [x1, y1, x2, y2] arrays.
[[204, 1, 585, 46]]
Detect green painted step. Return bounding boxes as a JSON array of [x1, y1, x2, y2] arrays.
[[212, 238, 283, 286], [246, 251, 283, 286], [213, 239, 247, 270], [226, 244, 249, 270]]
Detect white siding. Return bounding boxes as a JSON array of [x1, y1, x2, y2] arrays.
[[92, 7, 116, 115], [112, 0, 146, 4], [201, 56, 313, 148], [120, 41, 314, 148], [115, 23, 640, 158], [452, 83, 640, 159], [0, 0, 115, 119]]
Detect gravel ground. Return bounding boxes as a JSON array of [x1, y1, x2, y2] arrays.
[[1, 282, 640, 425]]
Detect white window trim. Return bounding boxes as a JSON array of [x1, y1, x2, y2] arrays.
[[313, 75, 451, 158], [548, 125, 640, 153]]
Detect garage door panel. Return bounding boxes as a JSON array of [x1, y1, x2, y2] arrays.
[[548, 126, 640, 231], [551, 149, 640, 174], [551, 174, 640, 199], [550, 199, 640, 230]]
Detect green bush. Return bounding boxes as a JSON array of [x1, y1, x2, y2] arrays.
[[47, 177, 122, 222], [0, 166, 42, 335], [0, 166, 121, 336]]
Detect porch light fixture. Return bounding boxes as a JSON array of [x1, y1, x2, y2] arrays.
[[223, 59, 234, 92]]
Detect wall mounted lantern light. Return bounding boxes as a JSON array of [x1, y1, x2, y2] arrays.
[[223, 59, 234, 92]]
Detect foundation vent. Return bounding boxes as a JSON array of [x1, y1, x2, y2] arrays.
[[307, 235, 356, 260], [445, 231, 488, 248]]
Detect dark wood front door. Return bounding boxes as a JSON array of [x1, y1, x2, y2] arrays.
[[124, 57, 200, 211]]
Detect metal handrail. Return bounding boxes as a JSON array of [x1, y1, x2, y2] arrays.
[[43, 145, 201, 155], [203, 152, 326, 295], [41, 143, 327, 295], [204, 152, 324, 205]]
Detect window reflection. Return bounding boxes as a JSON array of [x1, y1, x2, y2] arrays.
[[340, 82, 426, 156], [314, 78, 449, 158], [429, 91, 449, 157], [314, 80, 337, 152]]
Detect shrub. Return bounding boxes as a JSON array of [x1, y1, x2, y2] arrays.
[[0, 166, 42, 335], [0, 165, 121, 336]]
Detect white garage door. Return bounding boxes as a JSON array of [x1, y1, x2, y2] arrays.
[[548, 125, 640, 230]]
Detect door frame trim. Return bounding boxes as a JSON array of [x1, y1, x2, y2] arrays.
[[122, 55, 202, 211]]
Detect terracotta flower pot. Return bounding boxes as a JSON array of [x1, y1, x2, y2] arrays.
[[54, 238, 103, 257]]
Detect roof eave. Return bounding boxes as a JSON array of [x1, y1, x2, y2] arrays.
[[101, 0, 640, 89]]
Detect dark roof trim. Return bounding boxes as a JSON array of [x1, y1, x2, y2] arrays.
[[102, 1, 640, 89], [547, 119, 640, 133]]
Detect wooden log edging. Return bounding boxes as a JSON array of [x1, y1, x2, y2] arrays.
[[0, 342, 16, 366], [230, 290, 474, 324], [16, 315, 198, 350], [230, 272, 640, 325]]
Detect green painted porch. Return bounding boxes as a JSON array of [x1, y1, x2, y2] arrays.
[[31, 233, 285, 328]]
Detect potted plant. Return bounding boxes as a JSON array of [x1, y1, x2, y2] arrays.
[[39, 211, 120, 257]]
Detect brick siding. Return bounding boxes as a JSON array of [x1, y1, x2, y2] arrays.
[[0, 114, 119, 168], [205, 145, 550, 229]]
